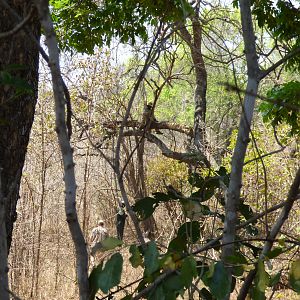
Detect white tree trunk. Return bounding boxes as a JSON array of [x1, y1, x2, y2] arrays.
[[222, 0, 260, 280], [36, 1, 89, 299]]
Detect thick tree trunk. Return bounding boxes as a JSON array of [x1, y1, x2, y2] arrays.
[[0, 1, 40, 252]]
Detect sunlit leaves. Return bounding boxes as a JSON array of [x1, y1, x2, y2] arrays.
[[259, 81, 300, 136], [50, 0, 192, 53], [289, 259, 300, 294]]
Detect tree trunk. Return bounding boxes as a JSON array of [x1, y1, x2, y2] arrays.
[[178, 14, 207, 153], [0, 0, 40, 252]]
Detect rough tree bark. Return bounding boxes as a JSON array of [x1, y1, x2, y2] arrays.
[[178, 10, 207, 152], [0, 0, 40, 253]]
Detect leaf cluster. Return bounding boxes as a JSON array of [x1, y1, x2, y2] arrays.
[[50, 0, 192, 54], [259, 81, 300, 136]]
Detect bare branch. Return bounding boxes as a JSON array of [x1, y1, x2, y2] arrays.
[[259, 46, 300, 80], [238, 167, 300, 300], [223, 82, 300, 111], [103, 120, 193, 136]]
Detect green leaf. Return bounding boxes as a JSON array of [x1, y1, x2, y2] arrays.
[[168, 236, 187, 253], [152, 192, 171, 202], [180, 256, 197, 288], [203, 262, 231, 300], [129, 244, 143, 268], [269, 271, 281, 287], [178, 221, 201, 243], [245, 224, 259, 236], [239, 202, 254, 220], [101, 237, 123, 250], [163, 273, 184, 293], [148, 283, 165, 300], [88, 253, 123, 296], [89, 262, 103, 300], [133, 197, 158, 220], [199, 287, 213, 299], [252, 259, 269, 300], [289, 259, 300, 294], [226, 252, 248, 277], [266, 247, 283, 259], [144, 241, 160, 277], [188, 173, 204, 187]]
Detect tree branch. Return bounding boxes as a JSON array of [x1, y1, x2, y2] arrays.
[[259, 46, 300, 80], [122, 130, 210, 166], [103, 120, 193, 136], [237, 167, 300, 299]]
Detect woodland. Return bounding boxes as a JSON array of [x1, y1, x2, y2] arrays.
[[0, 0, 300, 299]]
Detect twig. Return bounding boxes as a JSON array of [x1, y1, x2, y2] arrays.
[[259, 46, 300, 80], [238, 167, 300, 300], [222, 82, 300, 111]]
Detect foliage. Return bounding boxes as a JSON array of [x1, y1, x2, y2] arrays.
[[50, 0, 192, 53], [289, 259, 300, 294], [251, 0, 300, 70], [89, 253, 123, 298], [259, 81, 300, 136]]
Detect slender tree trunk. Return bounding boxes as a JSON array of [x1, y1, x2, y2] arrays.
[[0, 0, 40, 253], [36, 1, 89, 298], [221, 0, 260, 290], [34, 107, 47, 298]]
